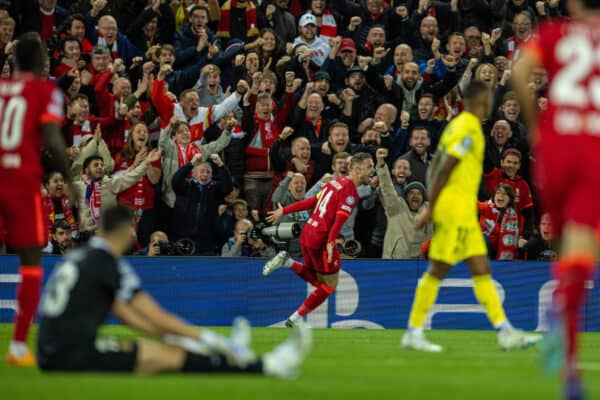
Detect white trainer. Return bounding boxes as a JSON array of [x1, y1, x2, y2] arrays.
[[263, 321, 312, 378], [262, 251, 290, 276], [227, 316, 257, 367], [401, 330, 443, 352], [498, 328, 542, 351]]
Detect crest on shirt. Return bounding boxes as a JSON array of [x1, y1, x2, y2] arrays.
[[345, 196, 355, 205]]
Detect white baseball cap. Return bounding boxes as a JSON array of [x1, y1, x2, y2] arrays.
[[299, 13, 317, 27]]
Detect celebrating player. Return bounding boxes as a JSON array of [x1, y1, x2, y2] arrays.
[[263, 151, 374, 327], [37, 205, 312, 376], [2, 34, 73, 366], [401, 81, 541, 352], [512, 1, 600, 397]]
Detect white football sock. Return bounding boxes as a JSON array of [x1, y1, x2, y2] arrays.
[[9, 341, 27, 357]]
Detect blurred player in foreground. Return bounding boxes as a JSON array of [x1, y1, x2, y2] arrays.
[[513, 1, 600, 397], [37, 205, 311, 376], [263, 152, 374, 327], [2, 34, 72, 366], [402, 81, 541, 352]]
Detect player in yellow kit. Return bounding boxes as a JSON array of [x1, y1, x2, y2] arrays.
[[401, 80, 541, 352]]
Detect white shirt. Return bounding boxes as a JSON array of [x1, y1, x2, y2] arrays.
[[292, 36, 331, 67]]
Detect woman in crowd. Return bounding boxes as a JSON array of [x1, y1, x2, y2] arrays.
[[113, 122, 162, 246], [478, 183, 519, 261]]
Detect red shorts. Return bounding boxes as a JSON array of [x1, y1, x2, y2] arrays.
[[0, 174, 47, 248], [301, 245, 340, 275], [535, 136, 600, 236]]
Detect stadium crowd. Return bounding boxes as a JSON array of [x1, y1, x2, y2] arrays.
[[0, 0, 563, 261]]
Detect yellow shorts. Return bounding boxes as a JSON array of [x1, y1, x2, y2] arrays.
[[428, 217, 487, 266]]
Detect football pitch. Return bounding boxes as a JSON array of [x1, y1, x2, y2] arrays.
[[1, 324, 599, 400]]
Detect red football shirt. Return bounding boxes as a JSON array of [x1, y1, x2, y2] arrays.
[[300, 176, 358, 249], [484, 168, 534, 213], [0, 76, 63, 179], [523, 19, 600, 140]]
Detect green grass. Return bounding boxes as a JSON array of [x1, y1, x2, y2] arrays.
[[1, 324, 599, 400]]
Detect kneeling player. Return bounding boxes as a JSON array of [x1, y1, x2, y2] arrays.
[[37, 205, 311, 376]]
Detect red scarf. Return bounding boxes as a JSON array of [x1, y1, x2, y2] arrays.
[[250, 114, 278, 151], [479, 201, 519, 260], [216, 0, 259, 39], [307, 115, 322, 139], [42, 193, 77, 235], [245, 115, 278, 171], [176, 141, 201, 167], [318, 10, 337, 39], [84, 175, 102, 223]]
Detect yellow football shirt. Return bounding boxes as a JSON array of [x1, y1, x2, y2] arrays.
[[433, 111, 484, 222]]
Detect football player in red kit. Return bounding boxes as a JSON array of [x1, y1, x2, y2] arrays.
[[263, 151, 374, 327], [1, 34, 72, 366], [513, 0, 600, 398]]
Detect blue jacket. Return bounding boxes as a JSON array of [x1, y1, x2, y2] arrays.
[[85, 12, 143, 66], [173, 23, 218, 68], [164, 53, 208, 97]]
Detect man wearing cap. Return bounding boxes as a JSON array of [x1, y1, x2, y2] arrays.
[[376, 148, 431, 259], [483, 148, 534, 239], [310, 70, 342, 121], [322, 36, 357, 91], [292, 12, 330, 67], [342, 64, 384, 135]]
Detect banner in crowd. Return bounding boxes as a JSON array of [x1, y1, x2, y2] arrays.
[[0, 256, 598, 331]]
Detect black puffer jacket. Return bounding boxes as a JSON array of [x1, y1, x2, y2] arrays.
[[171, 162, 233, 254]]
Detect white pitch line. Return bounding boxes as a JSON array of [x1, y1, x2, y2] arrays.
[[579, 362, 600, 371]]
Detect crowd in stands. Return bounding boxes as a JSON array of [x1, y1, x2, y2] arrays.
[[0, 0, 563, 261]]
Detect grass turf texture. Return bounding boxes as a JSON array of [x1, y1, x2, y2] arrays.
[[1, 324, 599, 400]]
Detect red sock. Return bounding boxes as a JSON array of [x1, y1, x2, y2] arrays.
[[297, 282, 335, 317], [290, 261, 319, 287], [12, 266, 43, 343], [553, 257, 594, 369]]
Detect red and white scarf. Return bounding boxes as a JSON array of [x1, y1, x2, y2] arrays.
[[97, 31, 119, 60], [42, 193, 77, 235], [176, 142, 201, 167], [479, 201, 519, 260], [72, 119, 91, 146], [506, 34, 531, 65], [216, 0, 259, 39], [254, 114, 278, 144], [318, 11, 337, 40], [84, 176, 102, 223], [245, 115, 278, 158]]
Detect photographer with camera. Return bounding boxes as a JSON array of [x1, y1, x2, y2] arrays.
[[271, 172, 310, 259], [221, 219, 277, 258], [146, 231, 169, 256], [143, 230, 196, 257]]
